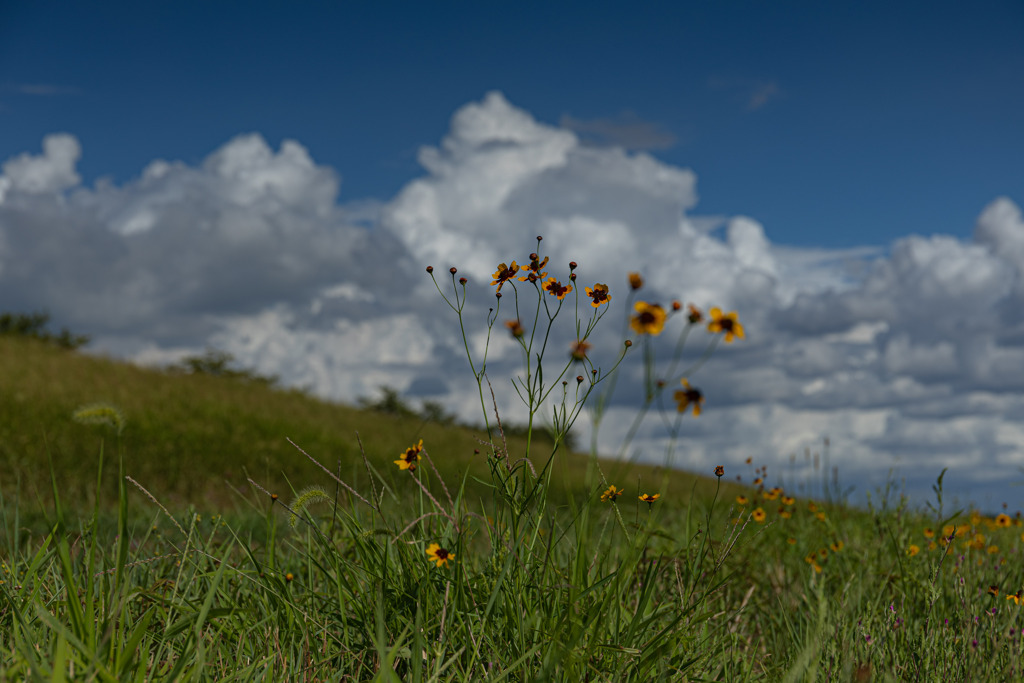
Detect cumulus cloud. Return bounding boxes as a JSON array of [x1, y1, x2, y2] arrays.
[[1, 92, 1021, 506]]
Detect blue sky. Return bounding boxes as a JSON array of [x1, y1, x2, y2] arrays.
[[2, 1, 1024, 508], [2, 0, 1022, 247]]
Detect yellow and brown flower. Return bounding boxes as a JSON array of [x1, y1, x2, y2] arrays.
[[394, 439, 424, 471], [707, 307, 745, 342], [630, 301, 666, 336]]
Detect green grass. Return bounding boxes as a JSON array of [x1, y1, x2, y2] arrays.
[[2, 331, 1024, 679]]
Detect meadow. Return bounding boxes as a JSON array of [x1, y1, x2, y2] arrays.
[[2, 242, 1023, 681]]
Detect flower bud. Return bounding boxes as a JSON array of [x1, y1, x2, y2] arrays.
[[426, 266, 434, 273], [450, 267, 457, 274]]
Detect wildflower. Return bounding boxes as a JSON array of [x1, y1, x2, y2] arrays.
[[923, 528, 935, 539], [707, 307, 745, 342], [764, 487, 782, 501], [907, 544, 920, 556], [505, 320, 525, 338], [752, 508, 767, 523], [628, 272, 644, 290], [736, 495, 749, 506], [781, 495, 795, 506], [815, 511, 827, 522], [988, 545, 1000, 555], [72, 402, 127, 436], [753, 477, 764, 486], [996, 514, 1012, 528], [285, 573, 294, 582], [601, 485, 623, 502], [671, 300, 682, 311], [585, 283, 611, 308], [394, 439, 424, 471], [673, 379, 704, 416], [639, 493, 660, 505], [778, 507, 792, 519], [830, 540, 844, 553], [570, 339, 591, 361], [490, 261, 520, 291], [543, 276, 572, 300], [425, 543, 454, 568], [715, 465, 725, 478], [989, 585, 1000, 598], [630, 301, 666, 335], [787, 537, 797, 545], [518, 254, 549, 282], [686, 304, 703, 324], [1007, 591, 1022, 605]]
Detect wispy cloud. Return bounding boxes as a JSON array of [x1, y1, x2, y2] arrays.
[[7, 83, 81, 96], [708, 76, 782, 111], [1, 92, 1021, 504], [560, 111, 678, 150]]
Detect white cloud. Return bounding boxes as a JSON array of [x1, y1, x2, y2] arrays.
[[0, 134, 81, 200], [1, 92, 1022, 506]]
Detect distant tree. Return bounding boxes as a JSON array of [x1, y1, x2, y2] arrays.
[[169, 348, 278, 386], [0, 311, 89, 349], [358, 385, 418, 418]]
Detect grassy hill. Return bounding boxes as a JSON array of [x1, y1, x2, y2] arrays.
[[5, 337, 1024, 679], [0, 335, 729, 520]]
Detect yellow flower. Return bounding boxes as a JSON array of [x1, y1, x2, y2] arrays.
[[600, 485, 623, 502], [987, 545, 1000, 555], [764, 487, 782, 501], [996, 514, 1012, 528], [988, 585, 1000, 598], [778, 507, 792, 519], [736, 495, 749, 506], [715, 465, 725, 477], [673, 379, 704, 417], [686, 304, 703, 324], [787, 537, 797, 545], [570, 339, 591, 361], [505, 319, 525, 338], [781, 495, 796, 506], [628, 272, 644, 290], [517, 254, 548, 282], [923, 527, 935, 539], [425, 543, 454, 568], [907, 544, 920, 556], [752, 508, 767, 523], [394, 439, 424, 471], [543, 276, 572, 300], [707, 307, 745, 342], [584, 283, 611, 308], [639, 493, 660, 504], [830, 540, 844, 553], [490, 261, 520, 291], [630, 301, 666, 335], [1007, 590, 1022, 605]]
